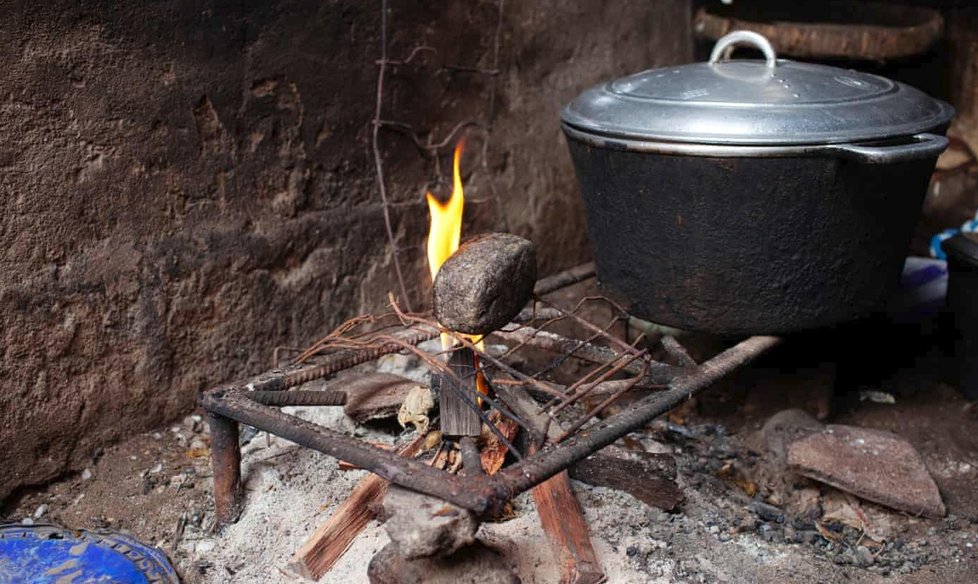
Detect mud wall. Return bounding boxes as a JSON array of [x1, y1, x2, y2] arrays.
[[0, 0, 691, 499]]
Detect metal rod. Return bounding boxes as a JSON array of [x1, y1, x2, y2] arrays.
[[201, 390, 493, 512], [536, 298, 642, 357], [247, 390, 347, 407], [485, 336, 781, 499], [533, 263, 596, 296], [661, 335, 696, 367], [207, 412, 243, 528], [548, 351, 647, 415], [282, 326, 438, 387], [556, 366, 648, 442]]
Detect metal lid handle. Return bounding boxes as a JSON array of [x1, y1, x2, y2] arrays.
[[709, 30, 777, 68]]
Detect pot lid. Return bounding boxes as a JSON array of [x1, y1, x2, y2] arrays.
[[561, 31, 954, 146]]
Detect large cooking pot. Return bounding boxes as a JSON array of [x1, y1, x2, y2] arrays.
[[561, 31, 954, 335]]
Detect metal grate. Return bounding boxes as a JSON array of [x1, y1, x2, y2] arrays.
[[200, 263, 779, 525]]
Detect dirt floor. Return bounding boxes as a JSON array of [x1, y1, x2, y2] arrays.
[[4, 295, 978, 583]]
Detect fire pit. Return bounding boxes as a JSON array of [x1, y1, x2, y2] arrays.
[[197, 262, 779, 574]]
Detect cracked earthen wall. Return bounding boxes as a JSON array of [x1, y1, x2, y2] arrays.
[[0, 1, 691, 500]]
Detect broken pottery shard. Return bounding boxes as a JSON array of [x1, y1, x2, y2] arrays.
[[787, 424, 945, 518], [433, 233, 537, 335], [381, 486, 478, 559], [368, 541, 521, 584]]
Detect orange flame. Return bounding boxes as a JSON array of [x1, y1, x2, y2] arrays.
[[426, 141, 465, 282], [425, 141, 487, 393]]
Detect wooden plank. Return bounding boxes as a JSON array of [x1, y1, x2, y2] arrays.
[[437, 348, 482, 437], [569, 453, 684, 512], [288, 436, 425, 580], [532, 469, 606, 584]]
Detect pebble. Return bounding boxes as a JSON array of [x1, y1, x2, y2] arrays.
[[196, 539, 216, 554], [748, 500, 785, 523], [21, 518, 33, 526], [150, 463, 163, 474], [33, 504, 47, 519], [81, 468, 93, 481], [152, 432, 164, 440]]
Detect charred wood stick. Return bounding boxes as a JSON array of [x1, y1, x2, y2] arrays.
[[496, 373, 606, 583], [569, 454, 684, 512], [437, 348, 483, 437], [288, 435, 426, 580], [459, 436, 484, 476]]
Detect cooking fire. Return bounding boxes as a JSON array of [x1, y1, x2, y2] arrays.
[[3, 3, 978, 584]]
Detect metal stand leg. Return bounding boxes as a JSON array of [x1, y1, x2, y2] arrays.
[[208, 412, 242, 528]]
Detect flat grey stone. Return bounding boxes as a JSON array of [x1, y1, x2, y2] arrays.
[[381, 486, 479, 559], [787, 424, 945, 518]]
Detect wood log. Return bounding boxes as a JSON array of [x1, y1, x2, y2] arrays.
[[694, 2, 942, 61], [288, 435, 425, 580], [569, 453, 684, 512], [532, 469, 606, 584], [436, 348, 482, 437]]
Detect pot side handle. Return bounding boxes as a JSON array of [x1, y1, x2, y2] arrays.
[[820, 133, 949, 164]]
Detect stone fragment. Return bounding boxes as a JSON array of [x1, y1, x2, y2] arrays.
[[433, 233, 537, 335], [368, 541, 520, 584], [761, 409, 823, 465], [381, 486, 478, 559], [748, 500, 785, 523], [787, 424, 945, 518]]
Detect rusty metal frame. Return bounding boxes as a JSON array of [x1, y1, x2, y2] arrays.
[[199, 264, 780, 526]]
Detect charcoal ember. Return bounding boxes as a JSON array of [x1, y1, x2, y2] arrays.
[[747, 500, 785, 523], [368, 541, 521, 584], [433, 233, 537, 335], [381, 486, 478, 559]]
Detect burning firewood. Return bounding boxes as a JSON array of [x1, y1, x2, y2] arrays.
[[288, 436, 426, 580]]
